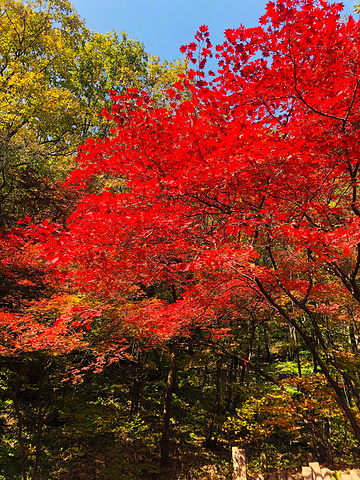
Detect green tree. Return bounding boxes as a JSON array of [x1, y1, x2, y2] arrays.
[[0, 0, 187, 227]]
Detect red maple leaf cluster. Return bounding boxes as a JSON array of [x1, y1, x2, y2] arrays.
[[4, 0, 360, 440]]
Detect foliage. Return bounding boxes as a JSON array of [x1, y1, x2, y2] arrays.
[[42, 0, 360, 449], [3, 0, 360, 477], [0, 0, 187, 227]]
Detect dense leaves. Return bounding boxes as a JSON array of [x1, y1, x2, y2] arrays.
[[50, 0, 360, 437], [0, 0, 187, 228], [2, 0, 360, 477]]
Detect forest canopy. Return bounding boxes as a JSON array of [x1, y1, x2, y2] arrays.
[[1, 0, 360, 479]]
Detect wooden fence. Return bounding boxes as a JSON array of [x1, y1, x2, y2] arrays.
[[232, 447, 360, 480]]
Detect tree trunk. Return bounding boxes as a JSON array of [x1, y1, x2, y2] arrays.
[[350, 322, 357, 352], [9, 390, 27, 480], [205, 359, 221, 448], [131, 350, 143, 415], [31, 382, 53, 480], [255, 277, 360, 444], [160, 346, 177, 469]]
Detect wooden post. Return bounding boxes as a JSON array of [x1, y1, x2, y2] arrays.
[[321, 468, 332, 480], [341, 474, 352, 480], [302, 466, 312, 480], [350, 470, 360, 480], [232, 447, 247, 480], [309, 462, 323, 480]]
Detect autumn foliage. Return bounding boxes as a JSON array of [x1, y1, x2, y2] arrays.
[[2, 0, 360, 473], [21, 0, 357, 441]]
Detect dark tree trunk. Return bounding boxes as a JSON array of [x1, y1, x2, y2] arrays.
[[11, 392, 27, 480], [131, 350, 143, 415], [255, 277, 360, 444], [160, 346, 177, 469], [205, 359, 221, 448]]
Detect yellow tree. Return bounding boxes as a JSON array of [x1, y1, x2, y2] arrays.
[[0, 0, 187, 226]]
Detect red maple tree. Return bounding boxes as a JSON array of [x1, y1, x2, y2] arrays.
[[38, 0, 360, 441]]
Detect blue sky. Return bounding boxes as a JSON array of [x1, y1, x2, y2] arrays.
[[71, 0, 358, 62]]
